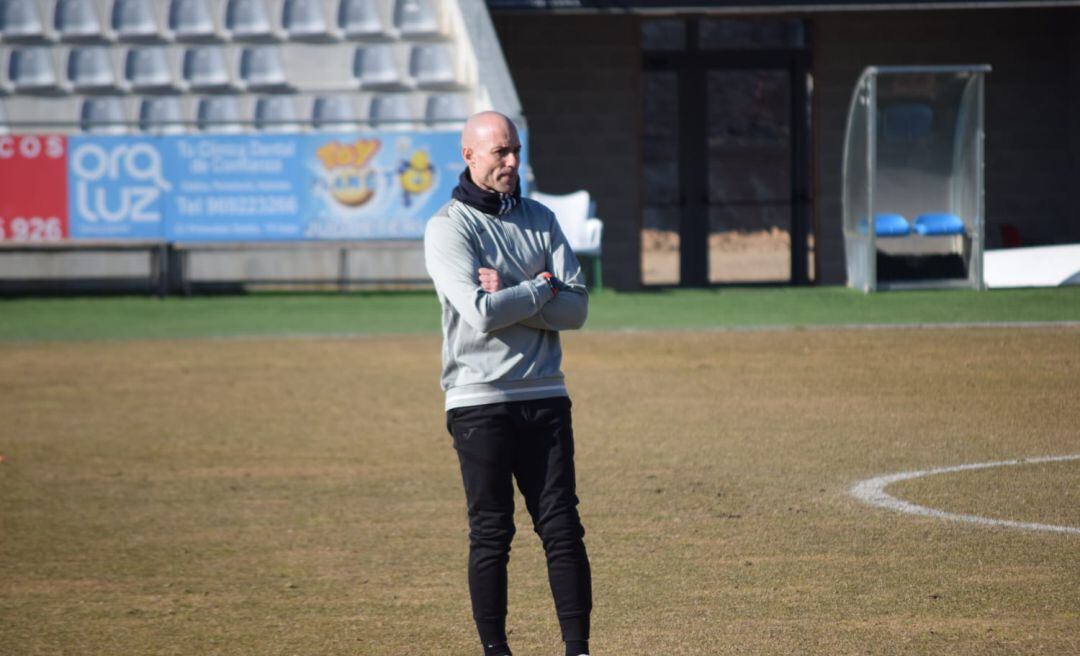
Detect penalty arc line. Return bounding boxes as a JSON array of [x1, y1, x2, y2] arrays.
[[850, 454, 1080, 535]]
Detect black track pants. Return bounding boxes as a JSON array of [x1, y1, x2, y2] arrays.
[[446, 396, 592, 646]]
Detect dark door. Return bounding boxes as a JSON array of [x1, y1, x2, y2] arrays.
[[641, 17, 813, 286]]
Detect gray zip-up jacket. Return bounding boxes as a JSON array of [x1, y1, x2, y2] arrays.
[[424, 197, 589, 410]]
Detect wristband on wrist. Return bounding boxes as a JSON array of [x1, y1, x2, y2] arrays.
[[541, 272, 558, 297]]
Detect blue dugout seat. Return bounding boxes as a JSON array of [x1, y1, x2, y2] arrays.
[[858, 213, 911, 237], [914, 213, 966, 236]]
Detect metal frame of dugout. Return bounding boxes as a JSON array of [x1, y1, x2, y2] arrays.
[[842, 64, 990, 292]]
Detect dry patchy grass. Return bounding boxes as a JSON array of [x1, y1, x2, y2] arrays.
[[1, 327, 1079, 655]]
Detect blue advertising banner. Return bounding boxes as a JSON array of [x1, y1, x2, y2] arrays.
[[303, 131, 462, 240], [165, 135, 306, 241], [68, 136, 170, 240], [57, 129, 528, 242]]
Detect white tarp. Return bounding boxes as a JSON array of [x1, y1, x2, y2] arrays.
[[984, 244, 1080, 288]]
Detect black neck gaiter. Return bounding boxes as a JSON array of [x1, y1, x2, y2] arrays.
[[451, 167, 521, 216]]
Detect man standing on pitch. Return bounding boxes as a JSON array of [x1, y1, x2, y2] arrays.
[[424, 111, 593, 656]]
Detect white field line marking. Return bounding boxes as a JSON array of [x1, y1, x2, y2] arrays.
[[850, 454, 1080, 535]]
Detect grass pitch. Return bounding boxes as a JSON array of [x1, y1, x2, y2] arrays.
[[2, 285, 1080, 341], [1, 322, 1078, 655]]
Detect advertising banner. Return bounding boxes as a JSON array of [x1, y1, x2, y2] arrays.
[[165, 135, 305, 241], [0, 135, 69, 242], [1, 130, 528, 243], [303, 131, 461, 240], [68, 136, 169, 240]]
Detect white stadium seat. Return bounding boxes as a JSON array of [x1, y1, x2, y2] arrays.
[[283, 0, 339, 41], [54, 0, 107, 42], [225, 0, 281, 41], [197, 95, 243, 132], [254, 94, 300, 132], [528, 190, 604, 258], [311, 94, 360, 130], [393, 0, 440, 38], [424, 92, 468, 124], [67, 46, 120, 91], [138, 95, 186, 133], [353, 43, 403, 89], [2, 0, 51, 42], [182, 46, 235, 91], [125, 46, 181, 91], [80, 95, 128, 133], [409, 42, 456, 88], [168, 0, 218, 41], [338, 0, 385, 39], [111, 0, 162, 42], [8, 47, 65, 93], [239, 46, 292, 91], [368, 93, 413, 126]]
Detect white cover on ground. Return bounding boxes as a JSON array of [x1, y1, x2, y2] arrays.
[[983, 244, 1080, 288]]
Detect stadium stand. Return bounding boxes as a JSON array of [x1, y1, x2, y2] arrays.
[[1, 0, 495, 132], [0, 0, 520, 293]]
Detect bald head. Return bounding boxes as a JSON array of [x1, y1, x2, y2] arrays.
[[462, 111, 517, 149], [461, 111, 521, 194]]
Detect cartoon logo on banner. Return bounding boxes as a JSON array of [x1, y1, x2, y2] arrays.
[[68, 138, 170, 238], [398, 150, 436, 207], [316, 139, 382, 208], [305, 133, 448, 239]]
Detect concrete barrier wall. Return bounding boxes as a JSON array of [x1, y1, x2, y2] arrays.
[[0, 250, 156, 280], [180, 241, 429, 284]]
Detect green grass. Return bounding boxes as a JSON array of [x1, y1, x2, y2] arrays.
[[586, 286, 1080, 330], [0, 291, 441, 342], [1, 286, 1079, 342]]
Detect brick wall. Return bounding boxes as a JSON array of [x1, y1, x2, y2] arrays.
[[492, 13, 643, 289]]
